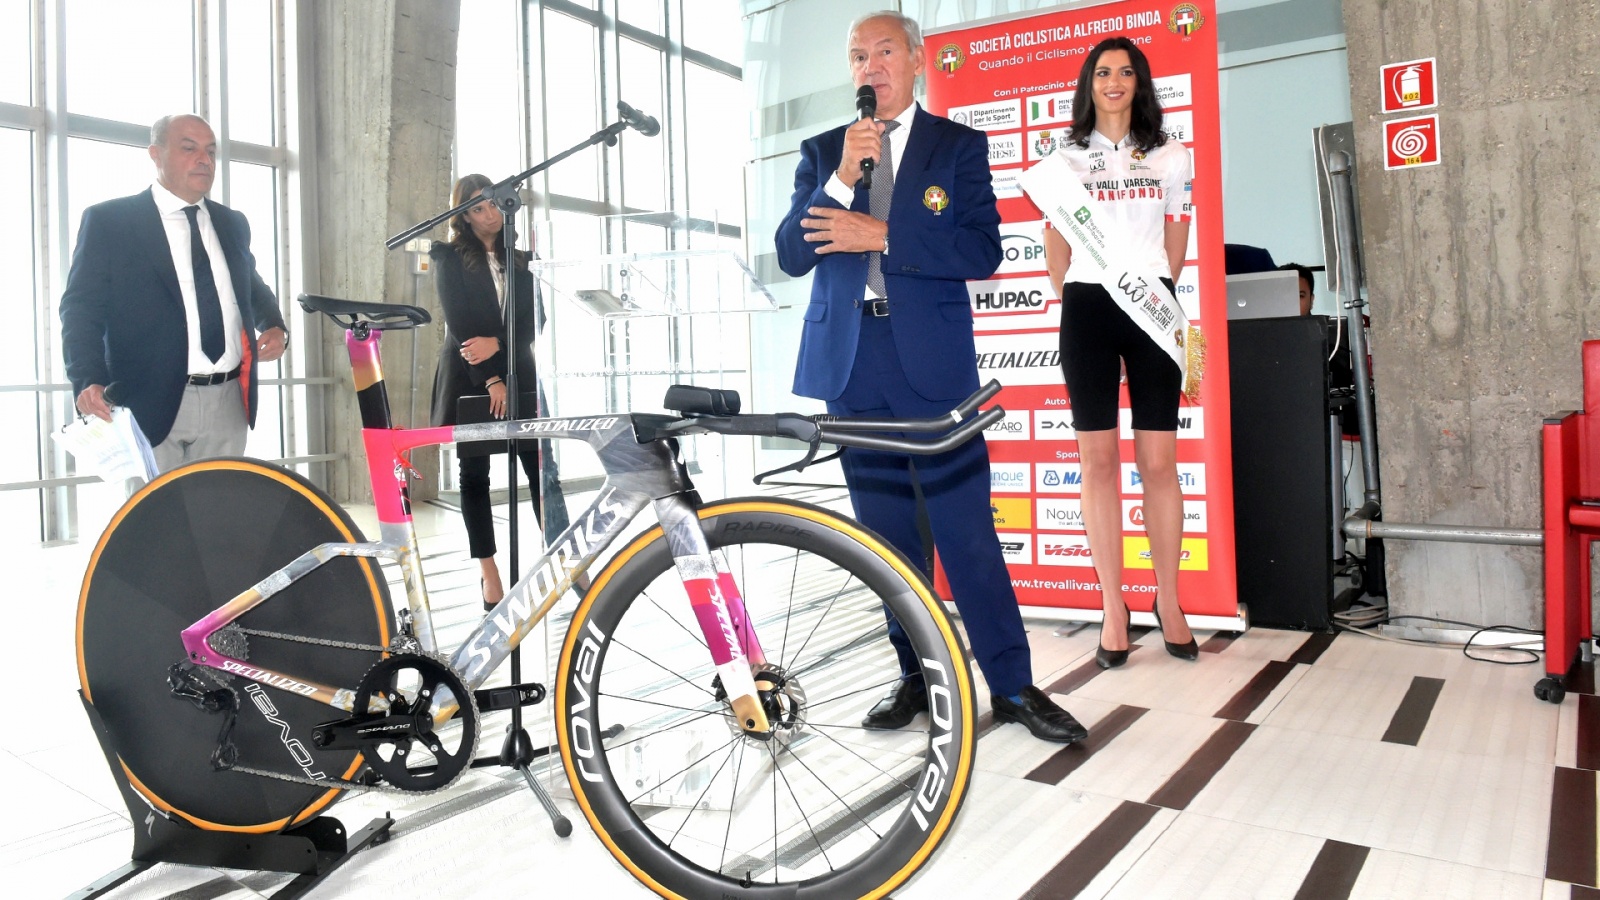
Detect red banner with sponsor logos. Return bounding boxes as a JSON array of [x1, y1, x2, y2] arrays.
[[925, 1, 1237, 620]]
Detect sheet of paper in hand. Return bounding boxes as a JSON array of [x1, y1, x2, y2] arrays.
[[1019, 152, 1191, 393], [51, 406, 158, 482]]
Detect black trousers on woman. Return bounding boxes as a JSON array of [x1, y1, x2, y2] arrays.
[[458, 448, 541, 560]]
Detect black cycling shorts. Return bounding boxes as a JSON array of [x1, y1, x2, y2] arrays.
[[1058, 279, 1182, 432]]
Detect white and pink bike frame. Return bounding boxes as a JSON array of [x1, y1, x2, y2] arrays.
[[177, 299, 781, 732]]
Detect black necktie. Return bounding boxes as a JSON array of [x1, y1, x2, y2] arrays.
[[183, 205, 225, 363]]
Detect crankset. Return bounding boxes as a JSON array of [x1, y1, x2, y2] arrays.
[[313, 653, 479, 793]]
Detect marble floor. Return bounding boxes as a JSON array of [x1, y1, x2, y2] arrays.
[[5, 485, 1596, 899]]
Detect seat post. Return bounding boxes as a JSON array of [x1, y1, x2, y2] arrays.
[[347, 325, 395, 430]]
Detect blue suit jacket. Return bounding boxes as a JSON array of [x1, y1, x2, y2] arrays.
[[775, 106, 1001, 403], [59, 189, 285, 446]]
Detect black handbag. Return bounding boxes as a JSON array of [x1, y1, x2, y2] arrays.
[[455, 390, 539, 457]]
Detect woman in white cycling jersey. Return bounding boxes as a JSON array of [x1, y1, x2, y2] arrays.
[[1043, 36, 1196, 669]]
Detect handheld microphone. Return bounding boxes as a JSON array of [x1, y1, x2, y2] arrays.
[[855, 84, 877, 190], [617, 101, 661, 137]]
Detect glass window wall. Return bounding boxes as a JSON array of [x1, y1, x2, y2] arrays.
[[682, 0, 742, 61], [3, 0, 297, 545], [0, 0, 29, 106], [509, 1, 750, 491], [0, 128, 34, 388], [65, 0, 195, 125], [224, 0, 276, 147]]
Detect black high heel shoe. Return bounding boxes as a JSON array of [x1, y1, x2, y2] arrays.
[[1096, 605, 1130, 669], [1153, 604, 1199, 661]]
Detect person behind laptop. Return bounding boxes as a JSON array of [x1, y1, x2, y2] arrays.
[[1282, 261, 1316, 317]]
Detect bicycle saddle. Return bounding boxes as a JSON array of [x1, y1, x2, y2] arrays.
[[663, 384, 741, 416], [298, 294, 432, 329]]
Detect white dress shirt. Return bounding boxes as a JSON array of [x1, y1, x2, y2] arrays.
[[150, 181, 244, 373]]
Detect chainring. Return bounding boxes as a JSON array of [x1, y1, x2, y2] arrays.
[[352, 652, 479, 792]]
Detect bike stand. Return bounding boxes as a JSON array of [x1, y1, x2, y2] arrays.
[[469, 682, 589, 838], [72, 692, 395, 900], [469, 683, 627, 838], [473, 724, 573, 837]]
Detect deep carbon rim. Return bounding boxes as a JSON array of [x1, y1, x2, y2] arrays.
[[557, 499, 975, 899]]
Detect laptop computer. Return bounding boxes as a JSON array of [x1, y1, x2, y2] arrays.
[[1225, 270, 1301, 320]]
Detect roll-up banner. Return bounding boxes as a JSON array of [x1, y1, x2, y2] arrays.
[[925, 1, 1239, 623]]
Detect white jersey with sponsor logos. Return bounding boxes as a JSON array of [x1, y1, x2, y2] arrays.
[[1056, 130, 1191, 285]]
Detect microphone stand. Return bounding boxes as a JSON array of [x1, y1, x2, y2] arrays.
[[386, 103, 653, 837]]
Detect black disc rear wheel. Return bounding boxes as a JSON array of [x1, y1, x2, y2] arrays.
[[76, 459, 392, 831]]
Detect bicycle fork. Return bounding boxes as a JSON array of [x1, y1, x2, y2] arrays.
[[652, 495, 774, 735]]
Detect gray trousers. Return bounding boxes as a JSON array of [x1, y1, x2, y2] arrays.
[[152, 381, 249, 473]]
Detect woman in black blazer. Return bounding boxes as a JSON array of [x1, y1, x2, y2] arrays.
[[430, 173, 565, 608]]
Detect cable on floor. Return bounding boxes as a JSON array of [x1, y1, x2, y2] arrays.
[[1332, 610, 1544, 665]]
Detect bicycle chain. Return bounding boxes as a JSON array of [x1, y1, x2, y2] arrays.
[[234, 626, 392, 654], [222, 761, 409, 794], [193, 617, 436, 793], [210, 651, 477, 797]]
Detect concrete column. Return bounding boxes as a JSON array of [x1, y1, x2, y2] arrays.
[[301, 0, 460, 503], [1340, 1, 1599, 627]]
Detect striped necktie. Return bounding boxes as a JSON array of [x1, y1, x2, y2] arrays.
[[865, 120, 900, 299]]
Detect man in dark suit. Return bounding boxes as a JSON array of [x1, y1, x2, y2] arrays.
[[774, 11, 1086, 743], [61, 114, 286, 474]]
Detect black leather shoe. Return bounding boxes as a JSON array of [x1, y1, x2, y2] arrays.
[[990, 686, 1089, 744], [1153, 605, 1199, 661], [862, 679, 927, 730]]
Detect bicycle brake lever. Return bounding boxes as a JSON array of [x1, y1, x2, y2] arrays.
[[753, 439, 840, 485]]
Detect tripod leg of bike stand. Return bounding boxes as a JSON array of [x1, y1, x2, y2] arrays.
[[72, 691, 394, 900], [501, 726, 572, 837]]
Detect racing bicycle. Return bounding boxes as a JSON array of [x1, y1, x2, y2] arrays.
[[76, 294, 1005, 898]]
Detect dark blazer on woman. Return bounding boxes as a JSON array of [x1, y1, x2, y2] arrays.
[[428, 241, 539, 427]]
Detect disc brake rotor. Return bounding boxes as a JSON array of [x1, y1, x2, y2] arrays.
[[718, 664, 807, 749]]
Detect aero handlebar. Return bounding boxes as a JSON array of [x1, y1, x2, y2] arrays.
[[648, 381, 1006, 474]]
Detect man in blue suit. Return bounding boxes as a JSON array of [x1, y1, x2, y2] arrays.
[[774, 11, 1086, 743], [61, 114, 286, 474]]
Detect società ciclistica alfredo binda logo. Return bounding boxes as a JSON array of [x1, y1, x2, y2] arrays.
[[936, 43, 966, 74], [1169, 3, 1205, 36]]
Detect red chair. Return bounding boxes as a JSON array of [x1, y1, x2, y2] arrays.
[[1539, 340, 1600, 702]]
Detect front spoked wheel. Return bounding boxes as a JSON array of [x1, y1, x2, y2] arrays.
[[557, 498, 975, 898]]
